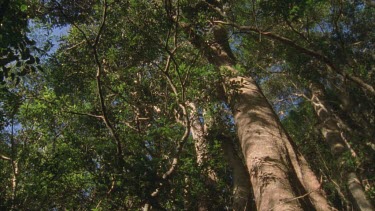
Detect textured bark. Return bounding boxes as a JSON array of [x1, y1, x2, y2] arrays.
[[229, 75, 332, 210], [221, 136, 253, 211], [184, 24, 334, 210], [310, 83, 374, 211]]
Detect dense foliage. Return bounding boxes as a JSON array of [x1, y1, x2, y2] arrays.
[[1, 0, 374, 210]]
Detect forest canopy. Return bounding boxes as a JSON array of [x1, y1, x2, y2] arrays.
[[0, 0, 374, 210]]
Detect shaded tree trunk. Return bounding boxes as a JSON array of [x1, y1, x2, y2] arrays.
[[10, 160, 18, 210], [190, 103, 253, 210], [309, 83, 374, 211], [185, 24, 335, 210], [190, 103, 218, 184], [0, 154, 18, 210], [189, 103, 217, 211], [220, 135, 254, 211]]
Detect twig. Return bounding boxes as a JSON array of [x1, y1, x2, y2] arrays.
[[62, 39, 86, 52], [64, 110, 103, 119]]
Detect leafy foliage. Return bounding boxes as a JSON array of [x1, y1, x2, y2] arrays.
[[0, 0, 42, 86], [1, 0, 374, 210]]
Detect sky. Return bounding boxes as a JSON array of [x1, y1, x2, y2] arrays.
[[28, 20, 70, 59]]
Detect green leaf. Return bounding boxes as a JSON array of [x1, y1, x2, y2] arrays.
[[20, 4, 27, 12]]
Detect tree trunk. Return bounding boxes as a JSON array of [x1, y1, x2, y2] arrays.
[[190, 103, 254, 210], [184, 24, 335, 210], [190, 103, 218, 184], [228, 75, 332, 210], [309, 83, 374, 211], [347, 173, 374, 211], [189, 103, 217, 211], [220, 135, 254, 211]]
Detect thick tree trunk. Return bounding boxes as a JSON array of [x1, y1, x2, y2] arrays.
[[182, 21, 334, 210], [228, 75, 332, 210], [309, 83, 374, 211]]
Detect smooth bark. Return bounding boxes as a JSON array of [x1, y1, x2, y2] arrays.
[[190, 103, 218, 184]]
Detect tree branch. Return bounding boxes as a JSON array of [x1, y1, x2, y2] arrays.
[[0, 154, 11, 161], [147, 17, 191, 204], [91, 0, 123, 159], [64, 110, 103, 119], [214, 21, 375, 96], [52, 0, 92, 46]]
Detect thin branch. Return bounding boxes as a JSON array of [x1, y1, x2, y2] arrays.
[[91, 1, 123, 158], [148, 7, 190, 201], [95, 174, 116, 209], [64, 110, 103, 119], [52, 0, 92, 46], [93, 4, 107, 48], [162, 55, 179, 97], [150, 109, 190, 198], [202, 1, 226, 18], [62, 39, 86, 52], [0, 154, 11, 161], [58, 0, 123, 157], [285, 20, 310, 42], [214, 20, 375, 96]]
